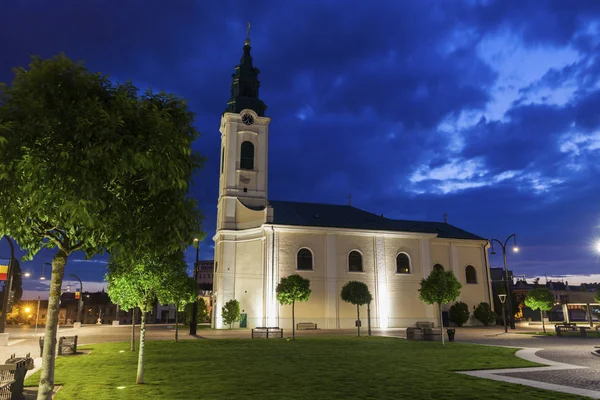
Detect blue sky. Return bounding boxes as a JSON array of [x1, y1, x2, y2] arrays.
[[1, 0, 600, 297]]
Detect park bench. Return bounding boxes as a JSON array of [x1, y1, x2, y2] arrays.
[[251, 327, 283, 339], [578, 326, 599, 338], [39, 335, 78, 357], [296, 322, 317, 330], [554, 323, 578, 336], [422, 327, 442, 341], [0, 353, 34, 400], [416, 321, 434, 330]]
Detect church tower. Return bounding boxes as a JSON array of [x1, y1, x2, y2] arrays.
[[217, 32, 271, 231]]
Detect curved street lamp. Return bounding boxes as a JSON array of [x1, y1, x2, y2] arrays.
[[490, 234, 519, 330]]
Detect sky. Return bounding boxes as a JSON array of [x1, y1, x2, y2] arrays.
[[1, 0, 600, 298]]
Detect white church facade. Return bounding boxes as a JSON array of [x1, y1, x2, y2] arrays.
[[212, 37, 493, 330]]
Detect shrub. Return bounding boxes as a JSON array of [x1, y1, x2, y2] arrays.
[[449, 301, 469, 327], [473, 302, 496, 326]]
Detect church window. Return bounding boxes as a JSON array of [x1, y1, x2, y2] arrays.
[[221, 147, 225, 174], [240, 141, 254, 170], [297, 248, 313, 271], [396, 253, 410, 274], [433, 264, 444, 271], [465, 265, 477, 284], [348, 251, 363, 272]]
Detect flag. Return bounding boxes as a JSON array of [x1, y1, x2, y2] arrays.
[[0, 265, 8, 281], [75, 291, 80, 300]]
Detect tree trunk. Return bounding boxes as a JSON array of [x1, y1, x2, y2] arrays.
[[175, 303, 179, 342], [541, 309, 546, 333], [439, 303, 445, 346], [37, 250, 68, 400], [136, 311, 146, 384], [131, 308, 136, 352], [292, 301, 295, 340], [357, 304, 360, 337], [367, 303, 371, 336]]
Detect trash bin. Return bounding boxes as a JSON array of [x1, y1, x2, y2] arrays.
[[5, 353, 34, 398], [446, 328, 456, 342], [240, 313, 247, 328]]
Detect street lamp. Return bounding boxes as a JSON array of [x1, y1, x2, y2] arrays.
[[189, 238, 200, 336], [0, 235, 16, 334], [69, 274, 83, 324], [490, 234, 519, 330], [498, 294, 507, 333]]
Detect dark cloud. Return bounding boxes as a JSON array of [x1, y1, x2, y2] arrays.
[[1, 0, 600, 294]]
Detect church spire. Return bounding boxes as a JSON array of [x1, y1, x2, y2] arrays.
[[225, 22, 267, 116]]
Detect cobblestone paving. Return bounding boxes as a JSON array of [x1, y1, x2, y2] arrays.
[[501, 349, 600, 392]]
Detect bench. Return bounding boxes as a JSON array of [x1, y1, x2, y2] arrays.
[[416, 321, 434, 329], [251, 327, 283, 339], [578, 327, 599, 338], [40, 335, 78, 356], [296, 322, 317, 330], [555, 323, 577, 336], [422, 328, 442, 341]]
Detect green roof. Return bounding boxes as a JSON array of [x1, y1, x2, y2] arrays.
[[269, 200, 485, 241]]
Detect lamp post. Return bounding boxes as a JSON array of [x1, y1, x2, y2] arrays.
[[490, 234, 519, 330], [189, 238, 200, 336], [498, 294, 507, 333], [0, 235, 15, 334], [69, 274, 83, 324]]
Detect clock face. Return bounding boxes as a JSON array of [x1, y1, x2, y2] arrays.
[[241, 114, 254, 126]]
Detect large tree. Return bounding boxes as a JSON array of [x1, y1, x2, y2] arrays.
[[340, 281, 373, 337], [0, 54, 203, 399], [418, 269, 462, 345], [106, 251, 192, 383], [524, 287, 555, 333], [276, 274, 311, 340]]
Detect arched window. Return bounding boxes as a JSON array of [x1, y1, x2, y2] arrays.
[[221, 147, 225, 174], [396, 253, 410, 274], [297, 248, 313, 271], [240, 141, 254, 170], [348, 251, 363, 272], [433, 264, 444, 271], [465, 265, 477, 284]]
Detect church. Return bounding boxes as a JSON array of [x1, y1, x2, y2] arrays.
[[212, 36, 493, 330]]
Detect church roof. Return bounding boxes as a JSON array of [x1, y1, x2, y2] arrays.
[[269, 200, 485, 241]]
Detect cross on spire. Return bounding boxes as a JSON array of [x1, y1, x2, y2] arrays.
[[443, 212, 448, 223], [348, 194, 352, 206]]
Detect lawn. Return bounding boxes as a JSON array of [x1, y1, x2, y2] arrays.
[[25, 337, 585, 399]]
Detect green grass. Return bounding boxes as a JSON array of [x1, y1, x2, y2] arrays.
[[25, 337, 585, 399]]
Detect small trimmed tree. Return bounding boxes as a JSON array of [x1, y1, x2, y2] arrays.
[[276, 274, 311, 340], [163, 275, 196, 342], [449, 301, 469, 327], [419, 269, 462, 345], [473, 302, 496, 326], [340, 281, 373, 337], [524, 287, 555, 333], [222, 299, 241, 329]]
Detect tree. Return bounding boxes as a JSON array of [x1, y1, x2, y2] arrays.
[[419, 269, 462, 345], [595, 288, 600, 303], [162, 273, 196, 342], [276, 274, 311, 340], [186, 298, 209, 324], [106, 251, 191, 384], [524, 287, 555, 333], [222, 299, 241, 329], [473, 302, 496, 326], [0, 54, 203, 398], [449, 301, 469, 327], [340, 281, 373, 337]]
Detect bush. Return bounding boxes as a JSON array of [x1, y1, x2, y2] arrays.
[[473, 302, 496, 326], [449, 301, 469, 327]]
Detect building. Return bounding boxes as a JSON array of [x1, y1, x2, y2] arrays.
[[196, 260, 214, 293], [212, 36, 493, 330]]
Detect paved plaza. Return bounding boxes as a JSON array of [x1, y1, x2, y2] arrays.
[[3, 323, 599, 398]]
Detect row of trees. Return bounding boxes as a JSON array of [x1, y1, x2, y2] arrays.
[[0, 54, 205, 398]]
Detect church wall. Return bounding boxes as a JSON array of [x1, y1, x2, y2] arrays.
[[235, 200, 265, 230], [454, 244, 490, 314], [234, 239, 264, 328]]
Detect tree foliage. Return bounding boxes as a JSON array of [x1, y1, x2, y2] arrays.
[[222, 299, 241, 329], [524, 287, 555, 333], [449, 301, 469, 327], [419, 269, 461, 345], [340, 281, 373, 337], [595, 288, 600, 304], [276, 274, 311, 340], [0, 54, 203, 397], [473, 302, 496, 326], [186, 298, 210, 324]]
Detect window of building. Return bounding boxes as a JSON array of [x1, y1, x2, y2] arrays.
[[433, 264, 444, 271], [221, 147, 225, 174], [465, 265, 477, 284], [396, 253, 411, 274], [297, 248, 313, 271], [240, 141, 254, 170], [348, 251, 363, 272]]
